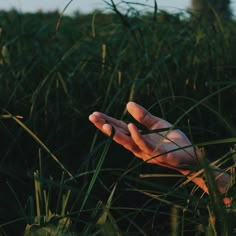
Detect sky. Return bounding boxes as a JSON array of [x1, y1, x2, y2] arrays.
[[0, 0, 235, 15]]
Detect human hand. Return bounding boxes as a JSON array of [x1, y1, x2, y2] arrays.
[[89, 101, 199, 173]]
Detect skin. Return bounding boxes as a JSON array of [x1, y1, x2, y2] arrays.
[[89, 101, 231, 205]]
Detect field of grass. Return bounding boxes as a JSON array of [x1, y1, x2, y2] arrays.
[[0, 1, 236, 235]]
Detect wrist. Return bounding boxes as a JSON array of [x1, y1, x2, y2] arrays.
[[178, 167, 233, 207]]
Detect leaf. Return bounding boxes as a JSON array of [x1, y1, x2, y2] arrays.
[[97, 183, 117, 225]]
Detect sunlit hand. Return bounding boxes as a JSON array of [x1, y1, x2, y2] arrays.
[[89, 101, 199, 173]]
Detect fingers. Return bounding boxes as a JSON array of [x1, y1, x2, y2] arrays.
[[126, 101, 171, 130], [88, 104, 166, 156], [110, 126, 141, 154], [89, 112, 142, 155], [89, 110, 167, 163], [89, 112, 129, 134], [128, 123, 159, 154], [89, 113, 107, 133]]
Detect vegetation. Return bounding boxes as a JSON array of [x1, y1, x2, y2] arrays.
[[191, 0, 232, 17], [0, 1, 236, 235]]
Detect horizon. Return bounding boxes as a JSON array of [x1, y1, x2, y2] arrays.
[[0, 0, 235, 16]]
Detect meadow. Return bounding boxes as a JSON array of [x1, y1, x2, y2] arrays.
[[0, 1, 236, 235]]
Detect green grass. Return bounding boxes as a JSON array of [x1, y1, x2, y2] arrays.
[[0, 1, 236, 235]]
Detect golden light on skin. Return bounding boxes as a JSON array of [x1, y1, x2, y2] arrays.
[[89, 102, 233, 207]]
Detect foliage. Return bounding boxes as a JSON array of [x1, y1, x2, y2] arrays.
[[0, 1, 236, 235]]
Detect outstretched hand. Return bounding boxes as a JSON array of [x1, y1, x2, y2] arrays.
[[89, 101, 199, 173]]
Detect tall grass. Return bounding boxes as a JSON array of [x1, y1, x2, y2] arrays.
[[0, 1, 236, 235]]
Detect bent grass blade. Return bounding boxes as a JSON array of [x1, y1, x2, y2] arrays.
[[3, 111, 74, 179]]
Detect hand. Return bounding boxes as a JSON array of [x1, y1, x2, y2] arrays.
[[89, 101, 199, 173], [89, 101, 232, 202]]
